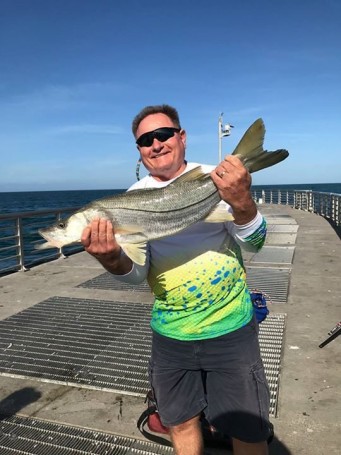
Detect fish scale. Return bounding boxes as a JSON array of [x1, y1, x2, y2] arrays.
[[88, 173, 217, 213], [111, 189, 222, 244]]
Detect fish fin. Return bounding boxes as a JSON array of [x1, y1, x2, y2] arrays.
[[114, 225, 143, 235], [230, 118, 289, 173], [171, 166, 208, 184], [204, 204, 234, 223], [120, 242, 148, 266], [241, 149, 289, 173], [231, 118, 265, 161]]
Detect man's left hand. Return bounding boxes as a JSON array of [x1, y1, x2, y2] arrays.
[[210, 155, 257, 225]]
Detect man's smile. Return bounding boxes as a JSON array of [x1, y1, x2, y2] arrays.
[[151, 151, 170, 159]]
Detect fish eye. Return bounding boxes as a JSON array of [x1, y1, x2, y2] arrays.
[[58, 221, 65, 228]]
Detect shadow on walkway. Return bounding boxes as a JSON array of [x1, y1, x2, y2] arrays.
[[325, 218, 341, 239], [268, 436, 292, 455], [202, 410, 293, 455], [204, 434, 292, 454], [0, 387, 42, 419]]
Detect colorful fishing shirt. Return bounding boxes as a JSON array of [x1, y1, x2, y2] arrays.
[[114, 163, 267, 341]]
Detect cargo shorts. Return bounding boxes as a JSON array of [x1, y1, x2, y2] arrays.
[[148, 317, 272, 443]]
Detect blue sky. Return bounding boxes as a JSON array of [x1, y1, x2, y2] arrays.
[[1, 0, 340, 191]]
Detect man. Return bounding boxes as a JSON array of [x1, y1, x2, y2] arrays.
[[81, 105, 271, 455]]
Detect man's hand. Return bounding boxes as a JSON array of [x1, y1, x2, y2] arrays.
[[211, 155, 257, 225], [81, 219, 132, 275]]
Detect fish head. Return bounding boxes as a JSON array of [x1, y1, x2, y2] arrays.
[[37, 211, 88, 249]]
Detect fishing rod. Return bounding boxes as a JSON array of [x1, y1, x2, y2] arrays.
[[319, 321, 341, 348]]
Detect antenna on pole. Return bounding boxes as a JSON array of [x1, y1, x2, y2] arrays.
[[218, 112, 234, 162]]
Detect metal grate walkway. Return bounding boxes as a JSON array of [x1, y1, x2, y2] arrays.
[[267, 224, 298, 233], [265, 232, 297, 245], [249, 245, 295, 265], [0, 414, 173, 454], [246, 267, 291, 304], [77, 273, 152, 293], [0, 297, 152, 396], [0, 297, 285, 416], [262, 215, 297, 225], [78, 267, 290, 305]]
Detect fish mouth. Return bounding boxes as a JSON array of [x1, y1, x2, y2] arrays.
[[38, 229, 51, 242], [38, 229, 62, 248]]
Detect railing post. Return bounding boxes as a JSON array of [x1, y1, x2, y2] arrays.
[[56, 212, 67, 259], [294, 191, 302, 210], [331, 195, 334, 223], [16, 217, 28, 271], [333, 195, 341, 226], [326, 194, 330, 218], [324, 194, 328, 218], [336, 195, 341, 226], [308, 191, 313, 211]]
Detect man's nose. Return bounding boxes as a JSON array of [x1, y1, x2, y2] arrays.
[[151, 138, 163, 151]]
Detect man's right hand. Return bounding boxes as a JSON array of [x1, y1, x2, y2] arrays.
[[81, 219, 133, 275]]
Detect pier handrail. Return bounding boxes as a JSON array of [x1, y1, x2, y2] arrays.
[[0, 190, 340, 274], [252, 189, 340, 227], [0, 207, 81, 274]]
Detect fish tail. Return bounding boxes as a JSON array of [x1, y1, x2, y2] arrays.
[[231, 118, 289, 173]]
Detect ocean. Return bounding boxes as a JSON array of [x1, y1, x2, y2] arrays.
[[0, 189, 125, 215], [0, 183, 340, 274], [0, 189, 125, 274], [1, 183, 340, 214]]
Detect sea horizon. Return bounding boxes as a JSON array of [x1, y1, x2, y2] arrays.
[[0, 182, 340, 217], [1, 181, 341, 194], [1, 182, 340, 274]]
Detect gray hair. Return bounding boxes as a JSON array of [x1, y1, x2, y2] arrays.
[[132, 104, 181, 136]]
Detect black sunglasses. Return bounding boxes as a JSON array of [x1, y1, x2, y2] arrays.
[[136, 127, 181, 147]]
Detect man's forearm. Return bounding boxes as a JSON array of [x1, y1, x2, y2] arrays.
[[96, 252, 133, 276], [231, 193, 258, 225]]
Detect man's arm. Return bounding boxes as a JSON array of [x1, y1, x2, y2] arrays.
[[210, 155, 257, 225], [211, 155, 266, 252]]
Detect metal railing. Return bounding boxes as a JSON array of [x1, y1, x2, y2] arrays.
[[294, 191, 341, 225], [252, 189, 341, 227], [0, 190, 340, 274], [252, 189, 295, 206], [0, 207, 82, 274]]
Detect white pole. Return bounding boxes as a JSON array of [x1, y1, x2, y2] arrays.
[[218, 112, 223, 162]]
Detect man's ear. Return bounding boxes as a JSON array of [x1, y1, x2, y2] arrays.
[[180, 129, 186, 148]]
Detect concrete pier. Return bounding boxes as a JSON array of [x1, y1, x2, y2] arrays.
[[0, 205, 340, 454]]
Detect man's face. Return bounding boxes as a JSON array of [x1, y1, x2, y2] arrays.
[[135, 113, 187, 181]]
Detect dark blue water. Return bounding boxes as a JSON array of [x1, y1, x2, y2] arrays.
[[0, 189, 126, 215], [0, 184, 340, 274], [1, 184, 340, 215], [0, 189, 125, 274]]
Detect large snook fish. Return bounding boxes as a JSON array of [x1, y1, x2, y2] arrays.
[[37, 118, 288, 265]]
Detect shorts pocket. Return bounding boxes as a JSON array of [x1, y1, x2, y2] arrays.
[[251, 359, 270, 424], [251, 358, 268, 384], [249, 315, 260, 335]]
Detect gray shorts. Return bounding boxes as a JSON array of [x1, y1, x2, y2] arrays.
[[149, 317, 271, 443]]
